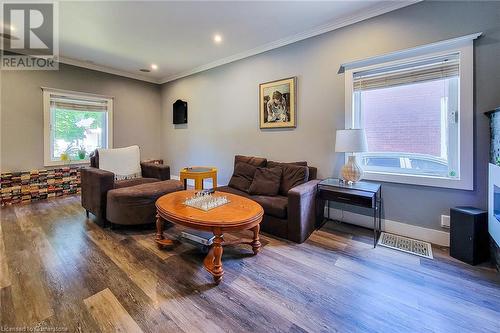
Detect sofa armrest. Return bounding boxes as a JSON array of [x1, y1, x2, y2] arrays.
[[80, 167, 115, 220], [287, 179, 322, 243], [141, 161, 170, 180]]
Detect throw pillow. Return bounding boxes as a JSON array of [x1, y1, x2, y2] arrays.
[[234, 155, 267, 167], [98, 145, 142, 180], [228, 162, 257, 192], [248, 167, 282, 196], [267, 161, 309, 195], [274, 160, 314, 181]]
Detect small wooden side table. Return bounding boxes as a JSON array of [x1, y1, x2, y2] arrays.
[[180, 167, 217, 190]]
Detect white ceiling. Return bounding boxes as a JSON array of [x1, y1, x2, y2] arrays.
[[56, 1, 417, 84]]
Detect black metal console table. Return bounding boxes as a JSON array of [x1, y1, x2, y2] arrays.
[[317, 178, 382, 247]]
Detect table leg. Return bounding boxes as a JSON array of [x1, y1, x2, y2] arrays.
[[194, 178, 203, 190], [155, 214, 163, 242], [373, 207, 377, 248], [155, 214, 173, 249], [378, 191, 382, 234], [203, 231, 224, 284], [212, 233, 224, 284], [250, 224, 262, 255], [379, 203, 382, 233]]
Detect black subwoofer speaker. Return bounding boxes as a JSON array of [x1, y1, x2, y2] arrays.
[[450, 207, 489, 265]]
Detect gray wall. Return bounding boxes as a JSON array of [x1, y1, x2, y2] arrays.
[[1, 64, 162, 171], [160, 1, 500, 230]]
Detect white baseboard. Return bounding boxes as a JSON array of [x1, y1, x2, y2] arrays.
[[325, 207, 450, 247], [170, 175, 214, 188]]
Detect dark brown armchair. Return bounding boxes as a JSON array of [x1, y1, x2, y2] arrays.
[[81, 149, 170, 226]]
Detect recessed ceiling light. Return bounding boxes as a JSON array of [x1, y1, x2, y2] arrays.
[[213, 34, 222, 44], [151, 64, 158, 70]]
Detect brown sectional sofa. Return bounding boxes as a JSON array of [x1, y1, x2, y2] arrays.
[[81, 150, 182, 226], [218, 155, 323, 243]]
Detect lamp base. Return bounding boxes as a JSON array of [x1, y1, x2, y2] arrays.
[[341, 155, 363, 183]]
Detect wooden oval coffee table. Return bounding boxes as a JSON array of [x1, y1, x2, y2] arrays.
[[155, 190, 264, 284]]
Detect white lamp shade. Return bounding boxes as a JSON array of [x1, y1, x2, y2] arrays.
[[335, 129, 368, 153]]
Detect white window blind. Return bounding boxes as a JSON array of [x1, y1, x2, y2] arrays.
[[353, 54, 459, 91], [50, 96, 109, 112]]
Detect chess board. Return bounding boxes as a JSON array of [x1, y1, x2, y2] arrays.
[[184, 193, 230, 211]]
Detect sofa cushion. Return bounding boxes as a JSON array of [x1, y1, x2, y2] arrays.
[[228, 162, 257, 192], [248, 167, 282, 196], [217, 186, 288, 219], [266, 160, 315, 181], [286, 161, 308, 166], [107, 180, 183, 225], [252, 195, 288, 219], [267, 161, 309, 196], [114, 177, 159, 189], [291, 163, 316, 181], [234, 155, 267, 168], [216, 185, 251, 198], [307, 166, 317, 181]]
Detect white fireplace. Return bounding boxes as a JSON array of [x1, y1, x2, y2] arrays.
[[488, 163, 500, 248]]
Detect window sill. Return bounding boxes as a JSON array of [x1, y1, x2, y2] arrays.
[[44, 159, 90, 167], [362, 171, 473, 191]]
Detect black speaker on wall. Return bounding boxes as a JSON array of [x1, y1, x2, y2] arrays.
[[450, 207, 489, 265], [173, 99, 187, 124]]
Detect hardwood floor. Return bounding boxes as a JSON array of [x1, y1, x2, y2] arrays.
[[0, 195, 499, 332]]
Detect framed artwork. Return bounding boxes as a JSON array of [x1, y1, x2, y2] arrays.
[[259, 77, 296, 129]]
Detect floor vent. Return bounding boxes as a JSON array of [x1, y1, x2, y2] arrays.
[[378, 232, 433, 259]]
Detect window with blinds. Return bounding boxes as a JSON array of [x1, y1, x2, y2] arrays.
[[43, 89, 113, 166], [351, 53, 460, 180]]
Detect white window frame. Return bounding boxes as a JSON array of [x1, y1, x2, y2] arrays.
[[342, 33, 481, 190], [43, 87, 113, 166]]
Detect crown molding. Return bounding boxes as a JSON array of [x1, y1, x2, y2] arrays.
[[159, 0, 421, 84], [58, 56, 161, 84]]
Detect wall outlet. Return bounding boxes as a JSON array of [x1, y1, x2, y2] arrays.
[[441, 215, 450, 228]]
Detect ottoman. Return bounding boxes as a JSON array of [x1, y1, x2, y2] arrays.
[[106, 179, 183, 226]]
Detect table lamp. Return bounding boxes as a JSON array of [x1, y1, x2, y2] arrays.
[[335, 129, 368, 183]]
